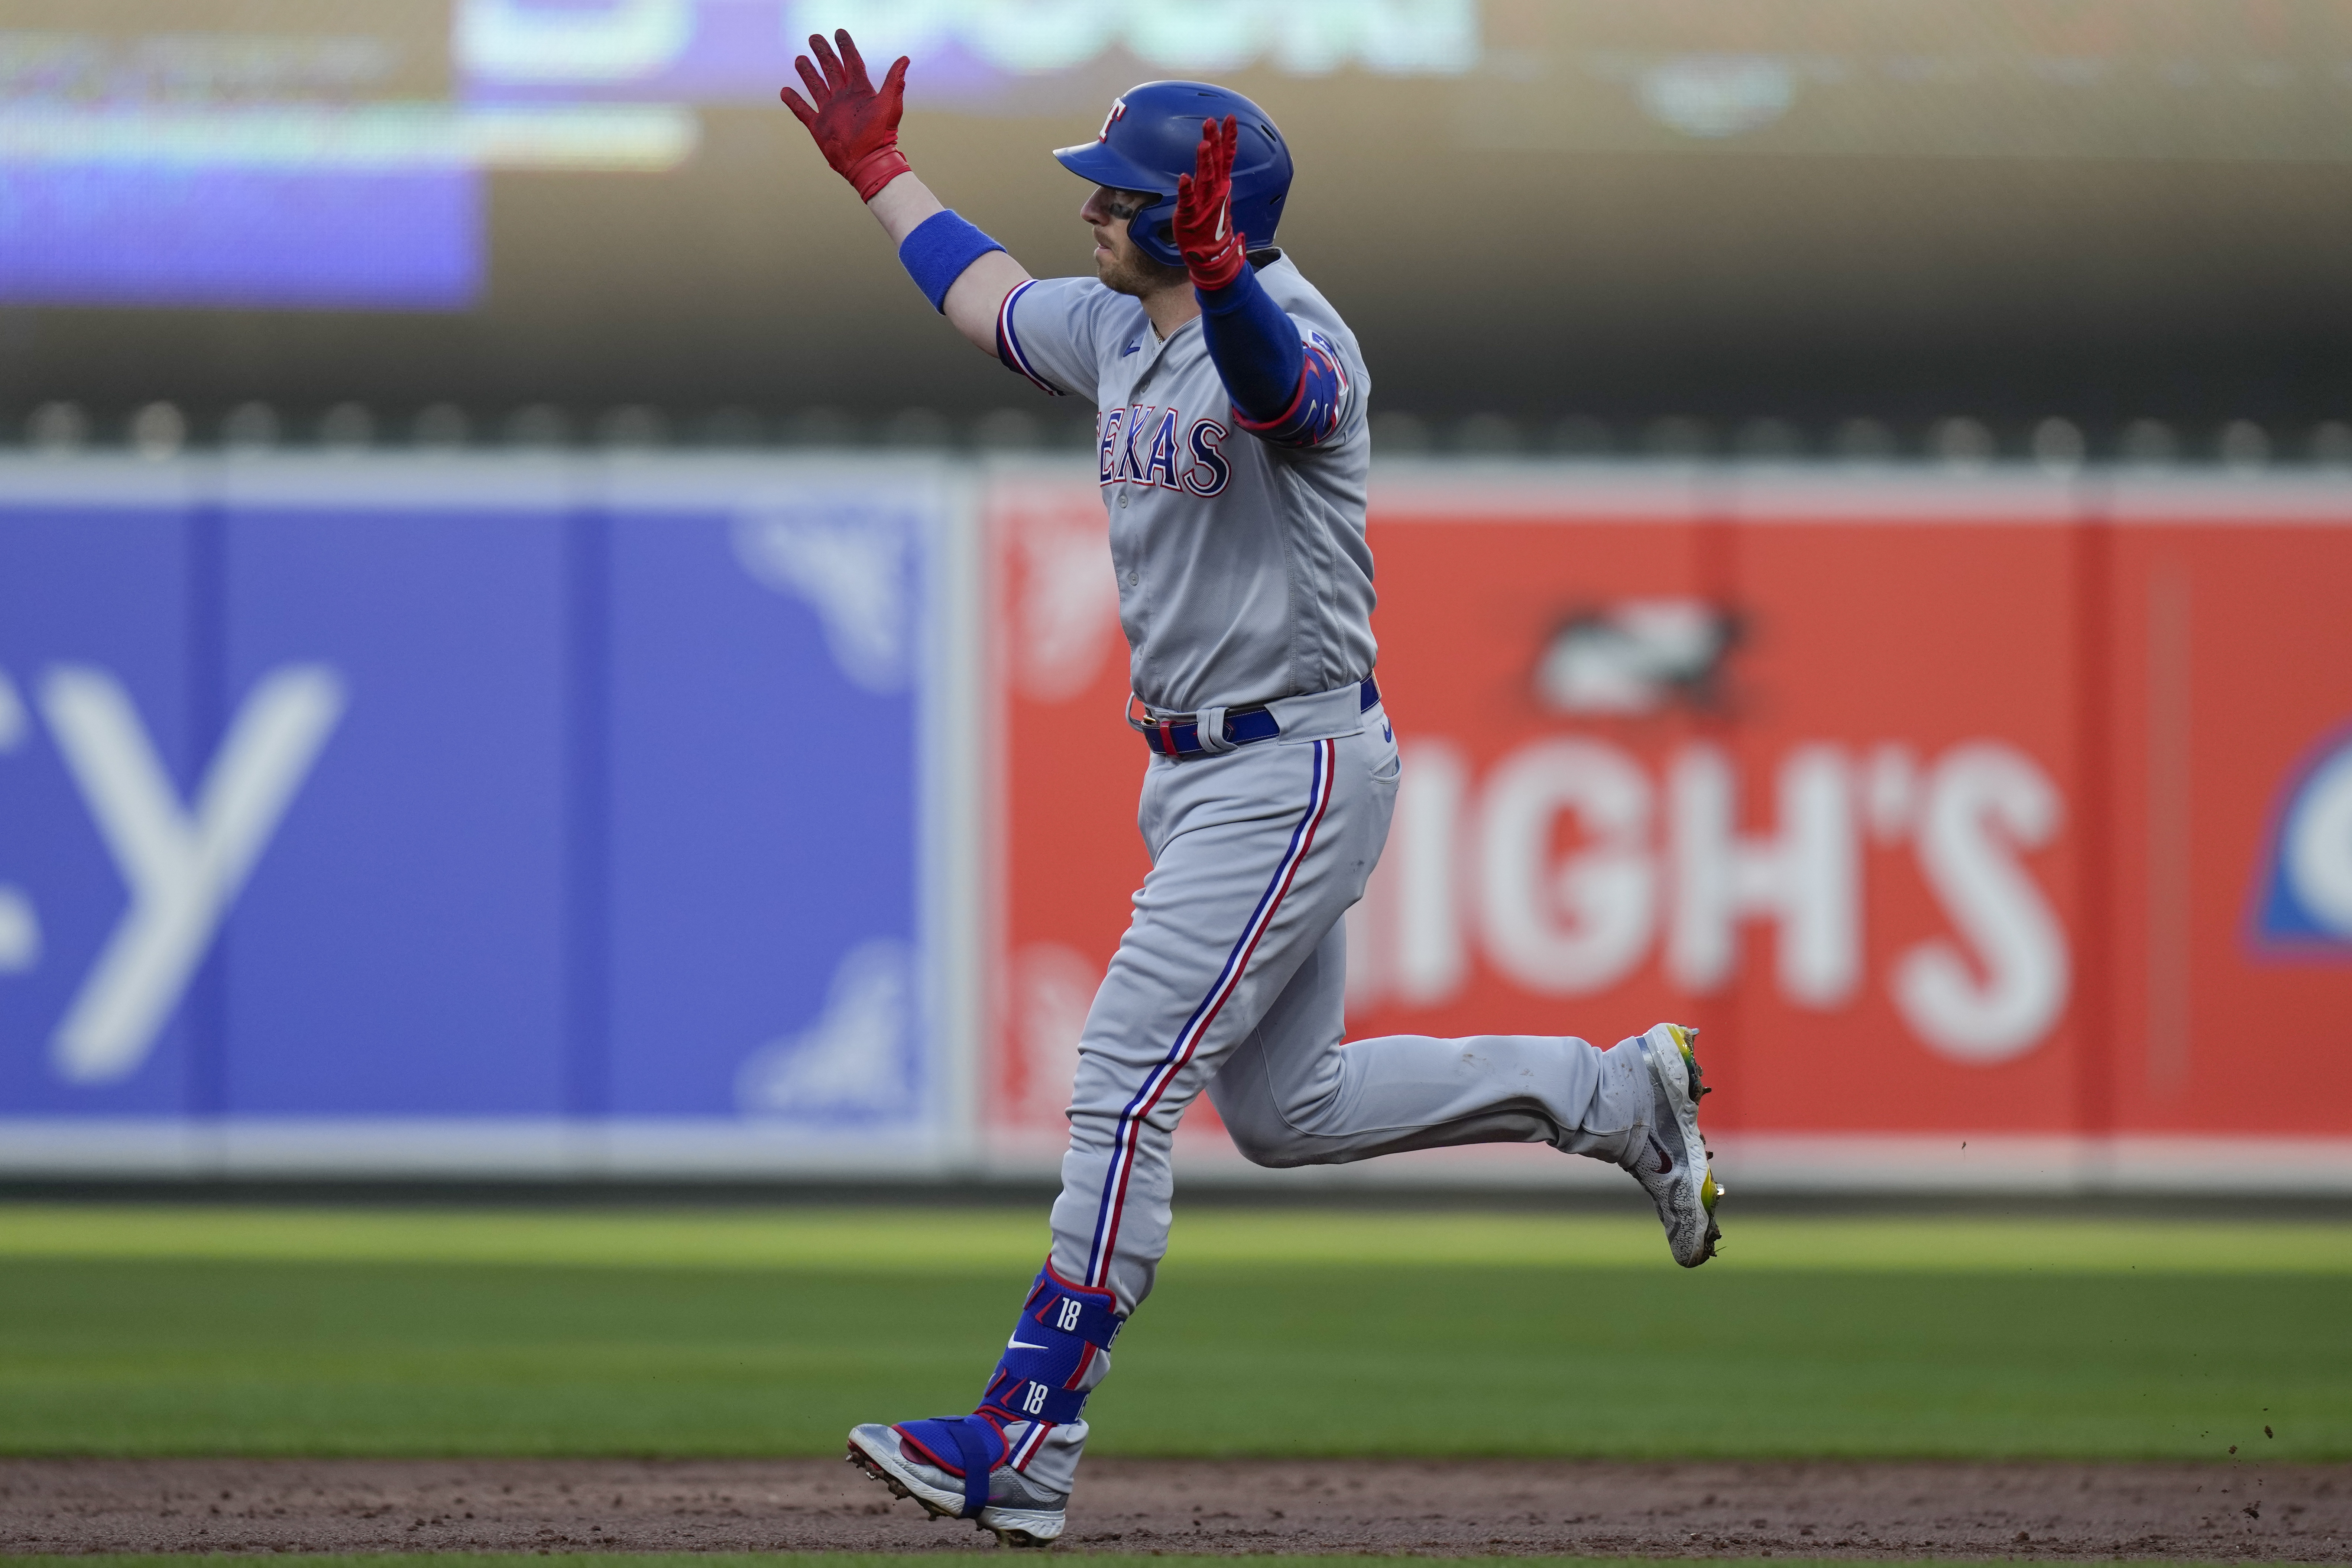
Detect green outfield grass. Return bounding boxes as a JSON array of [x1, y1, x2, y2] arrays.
[[6, 1203, 2351, 1274], [0, 1205, 2343, 1461], [0, 1559, 2323, 1568]]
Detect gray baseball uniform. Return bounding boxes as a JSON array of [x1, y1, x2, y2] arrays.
[[982, 257, 1659, 1497], [998, 254, 1376, 712]]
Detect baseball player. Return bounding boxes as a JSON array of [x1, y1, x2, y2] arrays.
[[781, 32, 1723, 1549]]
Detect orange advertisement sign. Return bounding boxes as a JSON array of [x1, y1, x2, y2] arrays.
[[985, 467, 2352, 1189]]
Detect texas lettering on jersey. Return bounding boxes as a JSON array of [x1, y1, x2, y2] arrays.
[[1098, 406, 1232, 498], [992, 257, 1375, 711]]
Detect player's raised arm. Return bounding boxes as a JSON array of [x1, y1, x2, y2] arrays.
[[1172, 117, 1350, 449], [780, 29, 1029, 356]]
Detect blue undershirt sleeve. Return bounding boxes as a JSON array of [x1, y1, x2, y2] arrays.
[[1195, 266, 1350, 449], [1195, 267, 1302, 423]]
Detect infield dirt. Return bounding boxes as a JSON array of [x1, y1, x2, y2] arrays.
[[2, 1458, 2345, 1559]]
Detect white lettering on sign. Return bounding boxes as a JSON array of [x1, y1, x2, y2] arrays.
[[1475, 738, 1655, 995], [1391, 739, 1468, 1002], [0, 889, 38, 973], [1013, 500, 1121, 704], [1889, 742, 2070, 1061], [733, 508, 911, 695], [1346, 733, 2071, 1061], [0, 666, 38, 973], [2283, 745, 2352, 936], [40, 664, 346, 1085], [1667, 742, 1858, 1008]]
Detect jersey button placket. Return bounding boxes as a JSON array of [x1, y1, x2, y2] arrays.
[[1119, 355, 1156, 511]]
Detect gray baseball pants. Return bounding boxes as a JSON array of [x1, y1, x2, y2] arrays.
[[1004, 681, 1654, 1496]]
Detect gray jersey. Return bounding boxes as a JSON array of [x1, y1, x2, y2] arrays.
[[998, 255, 1377, 713]]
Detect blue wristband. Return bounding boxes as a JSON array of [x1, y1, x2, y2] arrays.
[[898, 209, 1005, 312]]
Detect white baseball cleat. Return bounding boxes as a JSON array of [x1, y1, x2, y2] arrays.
[[1624, 1022, 1723, 1267], [846, 1422, 1068, 1548]]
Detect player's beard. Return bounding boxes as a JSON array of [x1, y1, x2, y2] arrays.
[[1096, 230, 1188, 301]]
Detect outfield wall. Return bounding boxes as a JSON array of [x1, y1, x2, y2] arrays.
[[0, 455, 982, 1177], [3, 454, 2350, 1191]]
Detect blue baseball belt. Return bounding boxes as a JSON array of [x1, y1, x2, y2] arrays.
[[1129, 676, 1380, 759]]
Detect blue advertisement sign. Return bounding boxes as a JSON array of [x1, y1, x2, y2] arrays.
[[605, 480, 924, 1124], [0, 455, 966, 1171], [0, 467, 203, 1119], [218, 476, 574, 1117], [2254, 723, 2352, 956]]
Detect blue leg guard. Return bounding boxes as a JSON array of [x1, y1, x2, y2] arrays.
[[894, 1415, 1005, 1518], [895, 1261, 1125, 1514], [945, 1417, 995, 1517], [978, 1262, 1123, 1430]]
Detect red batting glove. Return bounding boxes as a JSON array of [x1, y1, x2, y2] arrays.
[[779, 29, 912, 202], [1172, 116, 1246, 291]]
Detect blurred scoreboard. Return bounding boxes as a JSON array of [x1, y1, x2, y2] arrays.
[[16, 0, 2352, 313], [0, 0, 1475, 309], [4, 453, 2352, 1190]]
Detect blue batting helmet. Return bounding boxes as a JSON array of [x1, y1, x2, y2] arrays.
[[1053, 81, 1293, 268]]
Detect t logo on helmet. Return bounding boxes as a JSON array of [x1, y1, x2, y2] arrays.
[[1053, 81, 1293, 269]]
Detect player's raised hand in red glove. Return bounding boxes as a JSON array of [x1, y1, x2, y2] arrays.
[[780, 29, 912, 202], [1172, 115, 1246, 291]]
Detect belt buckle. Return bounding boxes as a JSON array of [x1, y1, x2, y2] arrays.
[[1126, 692, 1192, 757]]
